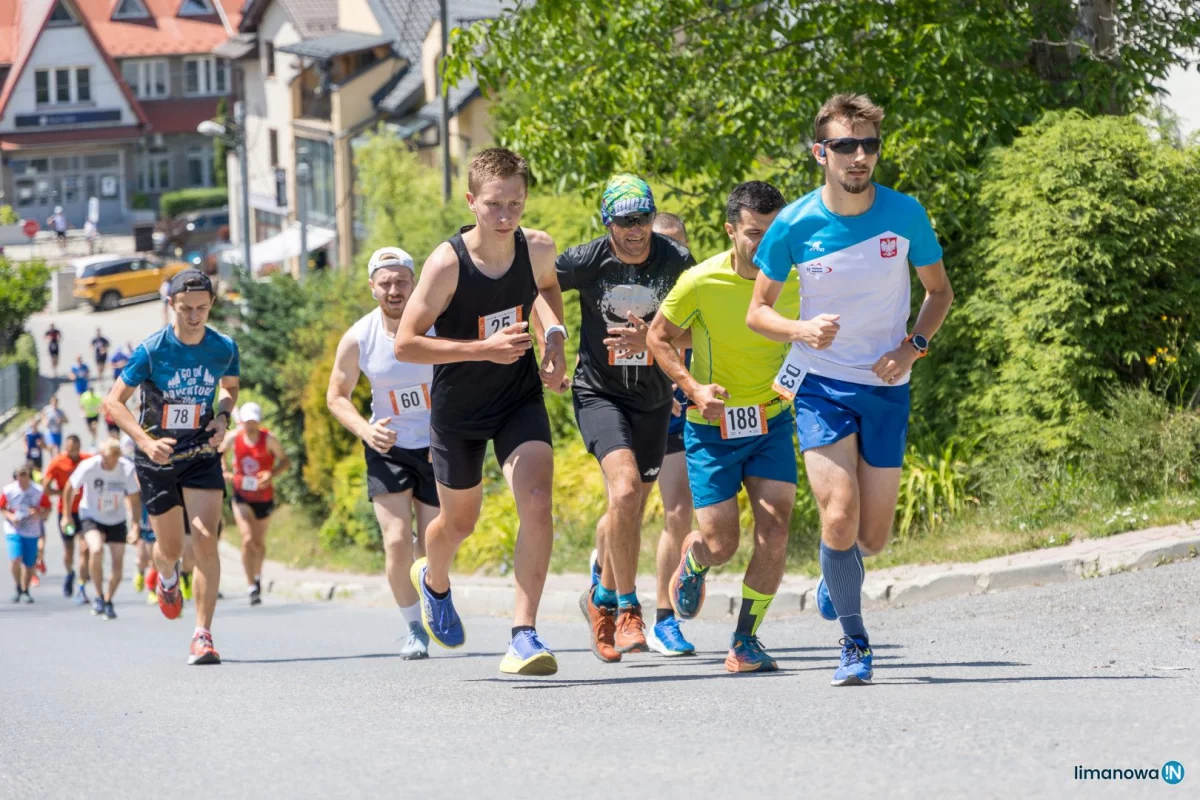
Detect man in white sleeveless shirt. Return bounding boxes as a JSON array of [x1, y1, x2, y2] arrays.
[[327, 247, 441, 659]]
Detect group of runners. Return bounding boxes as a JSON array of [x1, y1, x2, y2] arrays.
[[4, 92, 952, 686]]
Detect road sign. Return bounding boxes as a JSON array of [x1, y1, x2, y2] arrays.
[[22, 219, 38, 238]]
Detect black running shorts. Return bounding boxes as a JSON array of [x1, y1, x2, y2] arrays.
[[573, 388, 672, 483], [363, 444, 440, 506], [429, 397, 552, 490], [81, 517, 128, 544], [665, 431, 685, 456], [136, 454, 226, 517], [59, 509, 83, 544], [233, 493, 276, 520]]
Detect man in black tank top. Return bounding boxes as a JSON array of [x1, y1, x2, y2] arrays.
[[553, 174, 694, 663], [395, 148, 569, 677]]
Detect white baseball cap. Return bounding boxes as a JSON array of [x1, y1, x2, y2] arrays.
[[240, 402, 263, 423], [368, 247, 415, 278]]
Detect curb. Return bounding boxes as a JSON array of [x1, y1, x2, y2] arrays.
[[234, 523, 1200, 620]]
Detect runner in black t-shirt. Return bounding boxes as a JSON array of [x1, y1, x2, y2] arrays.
[[395, 147, 569, 677], [553, 174, 694, 663]]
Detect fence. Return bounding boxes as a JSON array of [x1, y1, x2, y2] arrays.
[[0, 363, 18, 420]]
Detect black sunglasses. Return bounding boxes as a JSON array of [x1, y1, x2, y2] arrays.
[[821, 137, 882, 156], [611, 212, 656, 228]]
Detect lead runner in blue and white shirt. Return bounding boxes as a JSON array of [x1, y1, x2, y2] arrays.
[[105, 269, 239, 666], [747, 93, 954, 687]]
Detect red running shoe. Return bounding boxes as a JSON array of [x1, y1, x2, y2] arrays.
[[156, 576, 183, 620], [188, 631, 221, 665]]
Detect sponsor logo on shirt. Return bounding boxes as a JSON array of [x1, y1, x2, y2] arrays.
[[880, 237, 898, 258], [808, 240, 825, 253], [804, 262, 833, 275]]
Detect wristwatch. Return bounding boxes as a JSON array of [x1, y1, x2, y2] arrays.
[[544, 324, 568, 344], [905, 333, 929, 358], [215, 410, 232, 424]]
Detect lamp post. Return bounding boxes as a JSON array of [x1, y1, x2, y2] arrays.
[[296, 146, 309, 281], [197, 101, 251, 275]]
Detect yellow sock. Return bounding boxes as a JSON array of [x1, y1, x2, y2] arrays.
[[736, 583, 775, 637]]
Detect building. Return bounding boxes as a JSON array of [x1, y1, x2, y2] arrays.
[[0, 0, 242, 228], [219, 0, 504, 274]]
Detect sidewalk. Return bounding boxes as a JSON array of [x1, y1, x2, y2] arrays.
[[224, 520, 1200, 620]]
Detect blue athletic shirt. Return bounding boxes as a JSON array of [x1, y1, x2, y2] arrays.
[[71, 363, 89, 394], [754, 183, 942, 387], [120, 326, 240, 461], [25, 431, 44, 461]]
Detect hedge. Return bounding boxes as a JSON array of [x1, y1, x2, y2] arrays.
[[160, 187, 229, 219]]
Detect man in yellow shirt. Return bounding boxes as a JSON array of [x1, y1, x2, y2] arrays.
[[647, 181, 798, 672], [79, 386, 103, 446]]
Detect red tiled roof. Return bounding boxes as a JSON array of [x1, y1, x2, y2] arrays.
[[0, 1, 17, 65], [140, 96, 218, 134], [74, 0, 244, 57], [0, 124, 144, 150]]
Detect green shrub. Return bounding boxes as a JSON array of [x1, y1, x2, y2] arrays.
[[0, 258, 51, 356], [318, 455, 380, 551], [895, 439, 980, 539], [0, 333, 38, 407], [0, 205, 18, 225], [131, 194, 151, 211], [160, 187, 228, 218]]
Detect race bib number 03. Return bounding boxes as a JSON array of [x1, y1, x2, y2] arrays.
[[389, 383, 431, 415], [720, 405, 768, 440], [163, 403, 202, 430], [771, 347, 809, 402], [478, 306, 523, 339], [241, 476, 259, 492], [609, 349, 653, 367]]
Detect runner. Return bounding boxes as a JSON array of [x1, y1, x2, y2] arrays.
[[121, 433, 157, 602], [79, 384, 103, 444], [555, 174, 693, 663], [41, 396, 68, 458], [106, 268, 239, 665], [64, 439, 141, 620], [648, 181, 798, 672], [2, 465, 51, 603], [43, 435, 92, 601], [44, 324, 62, 376], [394, 147, 569, 675], [160, 278, 172, 326], [327, 247, 440, 658], [92, 328, 111, 382], [219, 401, 290, 607], [24, 421, 46, 471], [109, 342, 131, 378], [747, 93, 954, 686], [71, 356, 90, 397]]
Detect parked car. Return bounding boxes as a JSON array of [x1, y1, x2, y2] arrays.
[[72, 254, 189, 311], [153, 207, 230, 257]]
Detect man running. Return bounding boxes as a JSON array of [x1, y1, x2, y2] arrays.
[[44, 324, 62, 375], [109, 342, 131, 378], [747, 94, 954, 686], [106, 269, 239, 665], [79, 384, 103, 444], [64, 439, 141, 620], [41, 396, 67, 458], [71, 356, 91, 397], [220, 402, 289, 607], [327, 247, 440, 658], [92, 328, 111, 382], [395, 147, 569, 676], [24, 421, 46, 471], [649, 181, 798, 672], [43, 435, 92, 601], [122, 432, 158, 602], [556, 174, 694, 663], [3, 465, 51, 603]]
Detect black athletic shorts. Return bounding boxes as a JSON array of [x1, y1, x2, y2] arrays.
[[81, 517, 128, 544], [665, 431, 685, 456], [59, 509, 83, 543], [364, 444, 440, 506], [233, 493, 276, 520], [48, 343, 60, 357], [430, 397, 552, 490], [573, 388, 672, 483], [136, 454, 225, 517]]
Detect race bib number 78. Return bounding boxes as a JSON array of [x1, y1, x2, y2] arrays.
[[478, 306, 523, 339], [163, 403, 202, 430]]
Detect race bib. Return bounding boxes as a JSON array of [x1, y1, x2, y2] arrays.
[[478, 306, 523, 339], [28, 447, 41, 460], [15, 507, 30, 521], [163, 403, 202, 430], [99, 493, 120, 513], [608, 348, 653, 367], [389, 383, 432, 415], [241, 475, 259, 492], [771, 347, 809, 402], [720, 405, 768, 440]]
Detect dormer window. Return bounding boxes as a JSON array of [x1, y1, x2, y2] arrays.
[[112, 0, 149, 20], [47, 1, 78, 26], [178, 0, 214, 16]]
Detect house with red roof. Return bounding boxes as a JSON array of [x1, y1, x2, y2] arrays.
[[0, 0, 242, 228]]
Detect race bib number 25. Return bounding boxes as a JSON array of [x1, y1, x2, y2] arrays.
[[720, 405, 768, 440], [478, 306, 523, 339], [163, 403, 202, 430], [389, 383, 431, 415]]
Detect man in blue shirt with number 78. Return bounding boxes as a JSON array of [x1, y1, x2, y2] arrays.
[[747, 93, 954, 686]]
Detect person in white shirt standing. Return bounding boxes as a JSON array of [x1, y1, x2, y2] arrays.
[[65, 439, 142, 620], [327, 247, 441, 660], [2, 465, 51, 603]]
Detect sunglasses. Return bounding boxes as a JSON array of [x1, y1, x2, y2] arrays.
[[611, 212, 656, 228], [821, 137, 882, 156]]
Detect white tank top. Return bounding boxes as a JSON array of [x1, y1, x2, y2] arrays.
[[351, 308, 433, 450]]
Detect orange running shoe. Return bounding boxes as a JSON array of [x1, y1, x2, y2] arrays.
[[36, 559, 46, 574], [146, 568, 158, 592], [29, 573, 40, 588], [614, 606, 649, 654], [187, 630, 221, 665], [156, 576, 183, 620], [578, 589, 621, 663]]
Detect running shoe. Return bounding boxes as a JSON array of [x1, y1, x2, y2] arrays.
[[75, 584, 89, 605], [589, 548, 601, 589], [498, 629, 558, 676], [20, 591, 33, 604], [815, 576, 837, 621], [36, 558, 46, 575], [249, 580, 262, 606], [399, 621, 429, 660], [409, 557, 464, 648], [669, 535, 708, 620], [156, 576, 183, 621], [91, 597, 105, 616], [10, 590, 20, 603], [647, 615, 695, 656], [725, 633, 779, 673], [578, 588, 620, 663], [145, 568, 158, 592], [831, 636, 874, 686], [29, 573, 39, 588], [63, 571, 75, 598], [614, 605, 649, 654], [187, 631, 221, 665], [102, 601, 117, 621], [134, 572, 145, 593], [179, 573, 193, 601]]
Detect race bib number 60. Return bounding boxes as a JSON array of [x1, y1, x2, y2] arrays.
[[720, 405, 768, 440], [478, 306, 523, 339], [771, 346, 809, 402], [389, 383, 431, 415], [163, 403, 202, 430]]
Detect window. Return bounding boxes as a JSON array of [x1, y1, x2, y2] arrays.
[[35, 71, 50, 104], [269, 129, 279, 167], [297, 138, 334, 223], [75, 68, 90, 102], [186, 147, 214, 187], [55, 69, 70, 103], [85, 154, 120, 170], [37, 68, 92, 105], [264, 42, 275, 78], [112, 0, 148, 19], [178, 0, 213, 15], [122, 60, 168, 99], [47, 1, 75, 25], [139, 155, 171, 192], [184, 56, 230, 96]]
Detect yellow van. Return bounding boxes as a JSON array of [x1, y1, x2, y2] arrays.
[[72, 255, 189, 311]]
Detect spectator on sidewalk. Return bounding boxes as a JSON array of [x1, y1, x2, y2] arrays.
[[83, 220, 97, 255], [46, 207, 69, 253]]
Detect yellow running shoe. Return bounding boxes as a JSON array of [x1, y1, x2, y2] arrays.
[[134, 572, 145, 593], [146, 591, 157, 605], [180, 573, 193, 601]]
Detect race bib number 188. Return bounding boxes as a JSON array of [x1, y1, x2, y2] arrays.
[[163, 403, 202, 430], [389, 383, 432, 415], [478, 306, 523, 339], [720, 405, 768, 440], [771, 347, 809, 402]]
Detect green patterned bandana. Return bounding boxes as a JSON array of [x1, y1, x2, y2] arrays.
[[601, 174, 656, 225]]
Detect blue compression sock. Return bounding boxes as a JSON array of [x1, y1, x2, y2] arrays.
[[819, 542, 868, 643], [592, 584, 617, 609], [616, 591, 639, 610]]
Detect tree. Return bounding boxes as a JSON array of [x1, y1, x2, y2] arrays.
[[0, 257, 51, 354]]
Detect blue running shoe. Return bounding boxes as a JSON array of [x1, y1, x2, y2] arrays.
[[669, 538, 707, 620], [815, 576, 837, 621], [409, 557, 464, 649], [832, 636, 874, 686], [589, 548, 601, 589], [725, 633, 778, 673], [647, 615, 695, 656], [499, 629, 558, 676]]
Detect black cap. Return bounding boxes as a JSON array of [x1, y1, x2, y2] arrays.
[[168, 269, 214, 297]]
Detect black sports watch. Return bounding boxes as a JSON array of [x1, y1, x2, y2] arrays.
[[906, 333, 929, 358], [215, 410, 232, 425]]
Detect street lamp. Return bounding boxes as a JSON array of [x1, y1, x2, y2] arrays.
[[296, 146, 309, 281], [197, 102, 252, 276]]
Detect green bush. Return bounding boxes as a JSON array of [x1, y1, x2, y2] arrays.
[[0, 258, 51, 355], [160, 187, 228, 218], [0, 333, 38, 407], [0, 205, 18, 225], [131, 193, 151, 211], [318, 455, 381, 551]]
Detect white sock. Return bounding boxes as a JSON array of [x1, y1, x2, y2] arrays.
[[193, 626, 209, 638], [399, 603, 421, 626], [159, 570, 178, 589]]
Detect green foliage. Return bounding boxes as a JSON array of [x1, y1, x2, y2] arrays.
[[318, 455, 381, 551], [895, 440, 979, 539], [213, 98, 229, 188], [0, 258, 51, 355], [301, 331, 372, 499], [0, 334, 39, 407], [0, 205, 19, 225], [131, 193, 151, 210], [962, 111, 1200, 453], [160, 187, 228, 218]]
